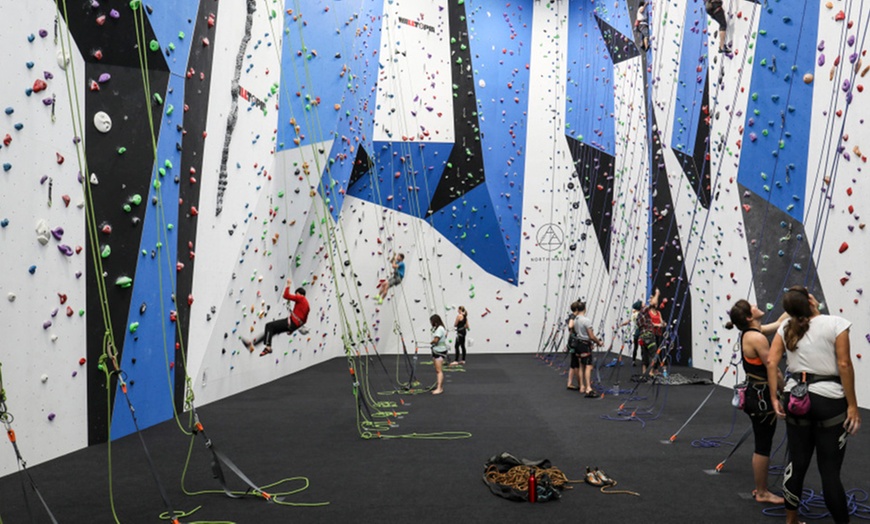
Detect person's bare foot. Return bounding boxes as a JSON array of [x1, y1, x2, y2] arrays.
[[432, 389, 443, 395], [753, 490, 784, 504]]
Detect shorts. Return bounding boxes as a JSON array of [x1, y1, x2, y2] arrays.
[[569, 352, 580, 369], [578, 353, 592, 366], [432, 351, 447, 360], [388, 274, 403, 287]]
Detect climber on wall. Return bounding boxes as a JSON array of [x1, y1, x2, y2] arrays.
[[242, 279, 310, 357], [375, 253, 405, 305], [705, 0, 732, 55]]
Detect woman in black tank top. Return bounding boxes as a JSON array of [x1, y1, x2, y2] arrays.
[[727, 300, 788, 505]]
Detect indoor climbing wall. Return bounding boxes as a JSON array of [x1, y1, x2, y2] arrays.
[[0, 2, 89, 476], [2, 0, 868, 479]]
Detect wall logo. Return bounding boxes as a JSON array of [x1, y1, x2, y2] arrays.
[[536, 223, 563, 252]]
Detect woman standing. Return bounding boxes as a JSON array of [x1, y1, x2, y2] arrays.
[[726, 300, 788, 505], [430, 314, 449, 395], [453, 306, 469, 365], [766, 287, 861, 524]]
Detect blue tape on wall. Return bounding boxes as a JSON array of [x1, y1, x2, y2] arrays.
[[111, 72, 185, 440], [736, 1, 818, 221], [566, 2, 616, 156], [671, 0, 708, 153]]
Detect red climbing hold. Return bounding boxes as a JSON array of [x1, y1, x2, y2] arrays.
[[189, 206, 198, 216], [79, 357, 86, 365], [839, 242, 849, 253], [58, 293, 67, 304], [835, 10, 845, 21], [56, 153, 64, 164], [202, 37, 210, 47], [2, 134, 10, 146], [66, 306, 74, 317], [62, 195, 71, 207], [840, 276, 850, 285], [93, 49, 103, 60], [33, 79, 47, 93], [187, 294, 194, 306]]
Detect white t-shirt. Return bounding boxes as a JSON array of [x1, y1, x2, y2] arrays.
[[432, 325, 448, 354], [572, 314, 593, 341], [777, 315, 851, 398]]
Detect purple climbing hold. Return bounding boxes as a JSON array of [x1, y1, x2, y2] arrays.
[[58, 244, 74, 256], [818, 54, 825, 66], [44, 71, 53, 80], [98, 73, 111, 83], [42, 98, 53, 106], [848, 35, 855, 47], [51, 227, 64, 240], [47, 413, 56, 421], [109, 8, 120, 18], [43, 320, 52, 329], [818, 40, 825, 51]]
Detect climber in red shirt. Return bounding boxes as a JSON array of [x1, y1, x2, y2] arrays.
[[242, 279, 310, 356]]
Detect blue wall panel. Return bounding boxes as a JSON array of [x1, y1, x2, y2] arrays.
[[736, 1, 818, 221], [671, 0, 708, 152], [144, 0, 200, 76], [566, 1, 616, 156], [111, 73, 184, 439]]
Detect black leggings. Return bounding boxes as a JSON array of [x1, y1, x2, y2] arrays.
[[631, 331, 640, 360], [254, 318, 301, 347], [455, 334, 466, 361], [707, 3, 727, 31], [744, 384, 776, 456], [783, 393, 849, 523]]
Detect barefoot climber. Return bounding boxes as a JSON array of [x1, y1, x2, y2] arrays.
[[242, 279, 310, 357]]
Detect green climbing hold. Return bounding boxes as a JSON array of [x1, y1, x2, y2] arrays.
[[149, 40, 160, 52], [117, 147, 127, 155], [129, 0, 141, 9], [166, 104, 174, 115], [115, 276, 133, 288], [153, 93, 164, 105], [129, 322, 139, 333], [101, 245, 111, 258], [131, 194, 142, 205], [178, 31, 185, 40], [123, 204, 132, 212]]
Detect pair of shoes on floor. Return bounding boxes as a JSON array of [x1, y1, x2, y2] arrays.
[[584, 390, 597, 398], [585, 467, 614, 487], [259, 347, 272, 357]]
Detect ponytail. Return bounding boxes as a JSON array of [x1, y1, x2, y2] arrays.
[[781, 287, 813, 352], [783, 316, 810, 352]]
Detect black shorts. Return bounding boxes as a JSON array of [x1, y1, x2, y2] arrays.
[[578, 353, 592, 366], [432, 351, 447, 361], [570, 352, 580, 369]]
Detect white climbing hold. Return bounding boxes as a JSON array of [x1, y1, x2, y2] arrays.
[[41, 374, 49, 383], [89, 173, 99, 185], [57, 49, 71, 70], [93, 111, 112, 133], [36, 219, 51, 245], [7, 292, 15, 302], [51, 334, 58, 342]]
